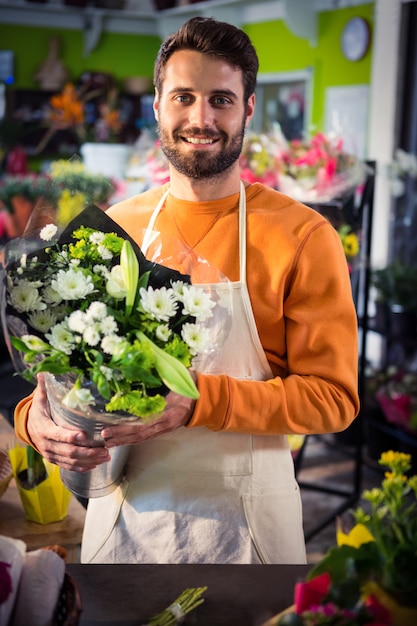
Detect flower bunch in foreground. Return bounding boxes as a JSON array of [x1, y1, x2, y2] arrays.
[[3, 216, 217, 420], [276, 451, 417, 626]]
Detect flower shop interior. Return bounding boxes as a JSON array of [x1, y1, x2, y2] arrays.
[[0, 1, 417, 625]]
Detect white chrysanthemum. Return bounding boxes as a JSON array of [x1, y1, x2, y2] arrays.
[[98, 244, 113, 261], [45, 322, 75, 355], [106, 265, 126, 299], [171, 280, 187, 299], [181, 322, 211, 355], [83, 325, 101, 346], [99, 365, 113, 381], [89, 231, 105, 245], [8, 280, 46, 313], [70, 258, 81, 267], [63, 387, 95, 410], [93, 264, 109, 277], [67, 310, 87, 334], [100, 315, 118, 335], [28, 309, 58, 333], [40, 223, 58, 241], [51, 267, 95, 300], [86, 301, 107, 321], [42, 285, 63, 305], [20, 254, 27, 268], [139, 286, 178, 322], [181, 285, 216, 322], [156, 324, 172, 342], [101, 334, 123, 355]]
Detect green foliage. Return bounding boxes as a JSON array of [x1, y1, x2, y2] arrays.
[[371, 262, 417, 310]]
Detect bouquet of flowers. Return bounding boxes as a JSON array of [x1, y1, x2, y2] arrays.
[[1, 204, 220, 421], [270, 451, 417, 626], [276, 132, 367, 203]]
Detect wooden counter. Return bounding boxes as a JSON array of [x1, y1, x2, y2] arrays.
[[67, 563, 310, 626], [0, 414, 86, 562]]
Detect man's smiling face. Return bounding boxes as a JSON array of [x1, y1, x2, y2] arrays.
[[154, 50, 254, 179]]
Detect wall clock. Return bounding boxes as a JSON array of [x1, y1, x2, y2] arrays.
[[341, 17, 370, 61]]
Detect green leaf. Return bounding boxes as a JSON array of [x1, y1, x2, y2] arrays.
[[26, 445, 47, 487], [137, 332, 199, 400], [11, 336, 31, 352], [121, 239, 139, 315]]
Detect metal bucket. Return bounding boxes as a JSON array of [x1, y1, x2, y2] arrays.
[[45, 374, 131, 499]]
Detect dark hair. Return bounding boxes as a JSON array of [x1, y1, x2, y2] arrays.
[[153, 16, 259, 102]]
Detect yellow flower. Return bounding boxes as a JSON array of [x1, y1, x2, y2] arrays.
[[342, 232, 359, 257], [380, 450, 411, 469], [384, 470, 407, 482], [57, 189, 86, 226], [336, 521, 375, 548], [338, 224, 359, 258]]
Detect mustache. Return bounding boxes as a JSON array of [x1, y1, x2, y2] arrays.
[[174, 127, 226, 141]]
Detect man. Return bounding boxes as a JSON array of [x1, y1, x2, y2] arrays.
[[14, 17, 359, 564]]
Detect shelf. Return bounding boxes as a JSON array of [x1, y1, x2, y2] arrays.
[[0, 0, 286, 37], [4, 87, 145, 158]]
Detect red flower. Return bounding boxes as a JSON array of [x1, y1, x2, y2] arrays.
[[365, 594, 393, 625], [294, 572, 331, 613]]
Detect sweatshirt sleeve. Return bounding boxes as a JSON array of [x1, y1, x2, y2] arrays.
[[14, 393, 35, 444], [187, 220, 359, 436]]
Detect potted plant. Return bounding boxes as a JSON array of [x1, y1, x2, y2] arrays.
[[7, 444, 72, 524], [371, 262, 417, 338], [268, 451, 417, 626]]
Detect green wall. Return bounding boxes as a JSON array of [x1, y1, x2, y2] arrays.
[[246, 2, 373, 131], [0, 26, 160, 88], [0, 2, 373, 132]]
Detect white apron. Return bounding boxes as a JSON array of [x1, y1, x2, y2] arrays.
[[81, 182, 306, 564]]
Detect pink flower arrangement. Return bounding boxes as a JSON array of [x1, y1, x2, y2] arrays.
[[375, 368, 417, 433], [277, 132, 367, 203]]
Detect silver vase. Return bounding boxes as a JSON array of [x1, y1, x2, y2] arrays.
[[45, 373, 133, 499]]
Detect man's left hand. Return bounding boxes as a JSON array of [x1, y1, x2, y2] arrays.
[[100, 390, 196, 448]]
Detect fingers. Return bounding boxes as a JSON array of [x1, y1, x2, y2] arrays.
[[101, 391, 196, 447], [26, 374, 111, 471]]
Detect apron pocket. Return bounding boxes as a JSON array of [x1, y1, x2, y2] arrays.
[[242, 486, 306, 564]]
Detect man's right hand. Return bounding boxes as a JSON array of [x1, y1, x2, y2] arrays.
[[26, 374, 111, 472]]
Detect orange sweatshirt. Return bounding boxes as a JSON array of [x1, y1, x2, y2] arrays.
[[15, 182, 359, 441]]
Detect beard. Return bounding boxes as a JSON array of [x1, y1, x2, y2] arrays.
[[157, 117, 246, 179]]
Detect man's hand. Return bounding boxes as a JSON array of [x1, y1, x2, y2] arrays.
[[27, 374, 111, 472], [100, 389, 196, 448]]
